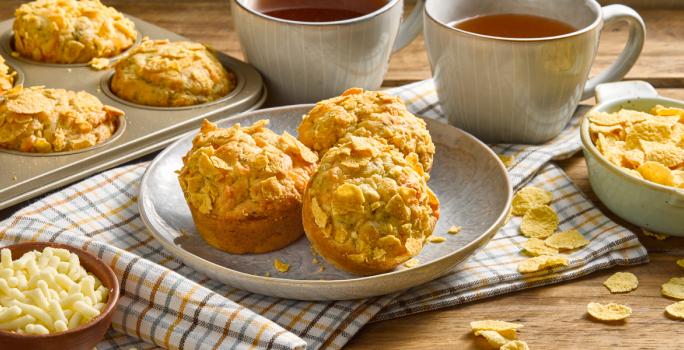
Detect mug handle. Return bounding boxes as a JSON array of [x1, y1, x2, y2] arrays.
[[392, 0, 425, 53], [581, 4, 646, 100]]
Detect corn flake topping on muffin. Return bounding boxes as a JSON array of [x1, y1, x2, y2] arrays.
[[302, 135, 440, 275], [111, 39, 236, 107], [178, 119, 318, 254], [0, 86, 123, 153], [298, 88, 435, 171], [13, 0, 136, 64], [0, 56, 15, 92]]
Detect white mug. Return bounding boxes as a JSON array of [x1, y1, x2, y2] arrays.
[[231, 0, 424, 106], [424, 0, 645, 144]]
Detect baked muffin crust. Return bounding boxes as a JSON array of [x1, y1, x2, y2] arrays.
[[298, 88, 435, 171], [13, 0, 136, 64], [178, 119, 318, 253], [0, 86, 123, 153], [111, 39, 236, 107], [302, 135, 439, 275], [0, 56, 15, 92]]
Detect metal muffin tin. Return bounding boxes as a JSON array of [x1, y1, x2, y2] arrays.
[[0, 15, 266, 210]]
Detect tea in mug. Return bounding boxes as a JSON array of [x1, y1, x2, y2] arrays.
[[254, 0, 387, 22], [452, 13, 576, 38]]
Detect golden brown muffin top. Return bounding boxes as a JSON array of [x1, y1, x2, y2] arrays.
[[307, 135, 439, 265], [0, 86, 123, 153], [111, 39, 235, 107], [13, 0, 136, 64], [0, 56, 15, 92], [178, 119, 318, 218], [297, 88, 435, 171]]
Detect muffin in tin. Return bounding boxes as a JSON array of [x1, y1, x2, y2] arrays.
[[178, 119, 318, 254], [111, 39, 236, 107], [13, 0, 137, 64], [0, 86, 123, 153], [298, 88, 435, 171], [0, 55, 15, 92], [302, 135, 440, 275]]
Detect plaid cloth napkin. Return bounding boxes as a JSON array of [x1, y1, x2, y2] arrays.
[[0, 80, 648, 349]]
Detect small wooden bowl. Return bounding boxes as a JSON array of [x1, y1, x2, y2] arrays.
[[0, 242, 120, 349]]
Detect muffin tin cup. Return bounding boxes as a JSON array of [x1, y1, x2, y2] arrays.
[[0, 14, 266, 210]]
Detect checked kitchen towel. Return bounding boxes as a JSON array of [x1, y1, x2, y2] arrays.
[[0, 80, 648, 350]]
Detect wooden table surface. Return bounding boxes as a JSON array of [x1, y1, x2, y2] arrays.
[[1, 1, 682, 349]]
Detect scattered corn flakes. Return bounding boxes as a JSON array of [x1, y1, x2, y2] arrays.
[[677, 259, 684, 269], [522, 237, 559, 256], [470, 320, 523, 339], [587, 302, 632, 321], [474, 330, 511, 348], [448, 225, 462, 234], [544, 229, 590, 250], [512, 187, 553, 216], [661, 277, 684, 299], [273, 258, 289, 273], [501, 340, 530, 350], [642, 229, 670, 240], [428, 236, 446, 243], [264, 272, 271, 277], [498, 154, 515, 168], [665, 301, 684, 319], [89, 57, 110, 70], [404, 258, 419, 268], [10, 51, 19, 58], [518, 255, 568, 273], [520, 205, 558, 238], [588, 106, 684, 189], [603, 272, 639, 293], [12, 176, 17, 181]]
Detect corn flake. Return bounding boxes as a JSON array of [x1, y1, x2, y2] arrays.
[[638, 161, 675, 186], [587, 302, 632, 321], [520, 205, 558, 239], [661, 277, 684, 299], [448, 226, 462, 234], [501, 340, 530, 350], [642, 229, 670, 240], [641, 141, 684, 168], [474, 330, 512, 348], [404, 258, 419, 268], [544, 229, 589, 250], [677, 259, 684, 269], [603, 272, 639, 293], [665, 301, 684, 319], [498, 154, 515, 168], [511, 187, 553, 216], [427, 236, 446, 243], [518, 255, 568, 273], [470, 320, 523, 339], [522, 237, 559, 256], [273, 258, 289, 273]]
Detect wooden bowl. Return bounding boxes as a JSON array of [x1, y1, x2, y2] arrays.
[[0, 242, 120, 349]]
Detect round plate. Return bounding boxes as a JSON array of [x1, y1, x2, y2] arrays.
[[139, 105, 511, 300]]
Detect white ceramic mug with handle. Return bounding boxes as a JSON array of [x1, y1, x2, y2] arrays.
[[231, 0, 424, 106], [424, 0, 645, 144]]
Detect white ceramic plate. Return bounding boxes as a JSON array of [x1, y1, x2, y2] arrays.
[[139, 105, 511, 300]]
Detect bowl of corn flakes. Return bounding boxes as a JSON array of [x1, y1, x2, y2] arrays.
[[581, 81, 684, 236]]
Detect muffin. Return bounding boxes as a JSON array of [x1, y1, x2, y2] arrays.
[[0, 56, 15, 92], [0, 86, 123, 153], [178, 119, 318, 254], [111, 39, 236, 107], [13, 0, 136, 64], [298, 88, 435, 171], [302, 135, 440, 275]]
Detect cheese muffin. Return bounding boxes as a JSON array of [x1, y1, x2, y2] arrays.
[[178, 119, 318, 254], [13, 0, 136, 64], [298, 88, 435, 171], [0, 86, 123, 153], [111, 39, 236, 107], [302, 135, 440, 275], [0, 56, 15, 92]]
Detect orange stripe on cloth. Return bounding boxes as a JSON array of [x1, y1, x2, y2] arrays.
[[136, 269, 171, 342], [162, 284, 201, 348], [212, 305, 248, 350]]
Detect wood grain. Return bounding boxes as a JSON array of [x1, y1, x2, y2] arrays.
[[0, 1, 682, 349]]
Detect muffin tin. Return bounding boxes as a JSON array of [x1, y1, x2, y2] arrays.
[[0, 15, 266, 210]]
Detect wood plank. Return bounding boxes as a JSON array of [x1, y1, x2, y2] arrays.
[[346, 254, 684, 350], [1, 2, 683, 87]]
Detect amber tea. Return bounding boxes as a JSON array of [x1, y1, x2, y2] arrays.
[[452, 13, 576, 38], [253, 0, 387, 22]]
